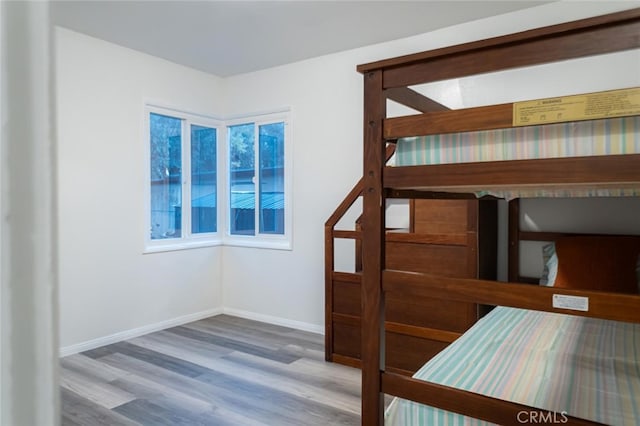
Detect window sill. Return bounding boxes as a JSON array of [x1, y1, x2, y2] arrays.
[[223, 236, 292, 251], [143, 239, 222, 254]]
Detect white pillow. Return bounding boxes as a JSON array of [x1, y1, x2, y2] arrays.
[[539, 242, 558, 287]]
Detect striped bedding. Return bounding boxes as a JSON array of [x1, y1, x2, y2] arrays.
[[395, 116, 640, 199], [385, 306, 640, 426]]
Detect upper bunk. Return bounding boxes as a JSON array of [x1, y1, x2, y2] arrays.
[[357, 8, 640, 197]]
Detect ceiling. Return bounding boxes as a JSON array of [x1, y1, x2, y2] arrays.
[[51, 1, 549, 77]]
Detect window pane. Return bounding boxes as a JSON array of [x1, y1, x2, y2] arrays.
[[149, 113, 182, 240], [259, 122, 285, 234], [191, 125, 217, 234], [229, 123, 255, 235]]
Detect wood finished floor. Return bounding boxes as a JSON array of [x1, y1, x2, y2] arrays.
[[60, 315, 361, 425]]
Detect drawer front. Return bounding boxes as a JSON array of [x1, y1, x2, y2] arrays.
[[386, 241, 474, 278], [332, 323, 360, 359], [413, 199, 472, 234], [385, 332, 449, 374], [386, 295, 476, 333]]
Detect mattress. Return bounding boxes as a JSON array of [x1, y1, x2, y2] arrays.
[[395, 116, 640, 199], [385, 306, 640, 426]]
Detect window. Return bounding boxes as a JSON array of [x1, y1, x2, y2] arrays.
[[146, 105, 220, 251], [227, 112, 291, 249], [145, 106, 290, 252]]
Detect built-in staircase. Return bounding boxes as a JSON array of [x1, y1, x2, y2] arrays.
[[324, 144, 497, 374], [324, 144, 396, 368]]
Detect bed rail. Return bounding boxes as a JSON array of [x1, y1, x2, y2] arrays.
[[384, 153, 640, 190], [384, 270, 640, 324], [382, 373, 604, 426], [357, 8, 640, 86]]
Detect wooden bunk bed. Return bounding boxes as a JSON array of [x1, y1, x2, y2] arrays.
[[357, 8, 640, 426]]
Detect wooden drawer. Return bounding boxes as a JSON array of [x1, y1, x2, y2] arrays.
[[333, 323, 360, 360], [386, 241, 474, 278], [385, 332, 449, 374], [327, 199, 497, 370], [413, 199, 472, 234], [386, 295, 476, 333]]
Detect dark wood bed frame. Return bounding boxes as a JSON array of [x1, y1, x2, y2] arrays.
[[357, 8, 640, 425]]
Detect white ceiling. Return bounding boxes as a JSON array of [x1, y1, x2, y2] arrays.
[[51, 1, 548, 77]]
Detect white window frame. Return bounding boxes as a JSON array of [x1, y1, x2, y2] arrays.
[[224, 109, 293, 250], [144, 104, 223, 253]]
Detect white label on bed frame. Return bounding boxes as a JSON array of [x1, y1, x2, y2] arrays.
[[552, 294, 589, 312]]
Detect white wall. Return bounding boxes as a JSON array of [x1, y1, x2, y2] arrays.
[[221, 1, 640, 329], [56, 28, 225, 352], [222, 43, 366, 332]]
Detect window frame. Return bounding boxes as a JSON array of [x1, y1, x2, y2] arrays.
[[224, 110, 293, 250], [144, 104, 223, 253]]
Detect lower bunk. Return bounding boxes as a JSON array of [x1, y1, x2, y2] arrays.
[[385, 305, 640, 426], [379, 229, 640, 426]]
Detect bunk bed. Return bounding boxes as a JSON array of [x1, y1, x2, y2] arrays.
[[357, 8, 640, 426]]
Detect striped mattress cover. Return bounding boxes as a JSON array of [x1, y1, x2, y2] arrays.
[[394, 116, 640, 199], [385, 306, 640, 426]]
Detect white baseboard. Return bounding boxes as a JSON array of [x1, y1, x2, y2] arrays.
[[59, 307, 223, 357], [222, 307, 324, 335], [59, 306, 323, 357]]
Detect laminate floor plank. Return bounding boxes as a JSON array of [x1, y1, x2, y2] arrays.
[[113, 399, 218, 426], [117, 352, 332, 425], [82, 345, 118, 359], [125, 335, 230, 371], [138, 335, 360, 415], [211, 315, 323, 345], [193, 368, 359, 425], [223, 350, 361, 399], [180, 320, 284, 352], [60, 314, 361, 425], [108, 341, 214, 378], [279, 341, 326, 362], [61, 414, 85, 426], [97, 352, 238, 408], [109, 373, 217, 415], [290, 356, 362, 388], [133, 329, 234, 358], [61, 388, 141, 426], [198, 315, 325, 350], [211, 315, 326, 350], [109, 367, 267, 425], [61, 353, 131, 383], [60, 366, 137, 409], [166, 325, 301, 364]]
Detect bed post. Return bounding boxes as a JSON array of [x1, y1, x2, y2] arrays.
[[361, 69, 386, 425], [508, 199, 520, 283]]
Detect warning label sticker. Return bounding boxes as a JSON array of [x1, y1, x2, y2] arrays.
[[513, 87, 640, 126]]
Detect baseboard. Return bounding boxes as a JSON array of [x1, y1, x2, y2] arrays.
[[60, 306, 323, 357], [59, 307, 223, 357], [222, 307, 324, 335]]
